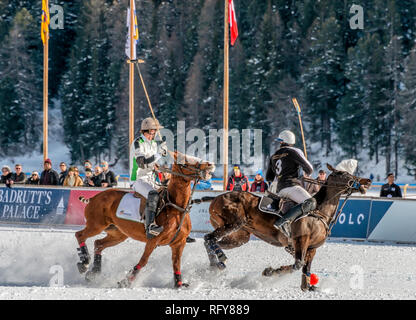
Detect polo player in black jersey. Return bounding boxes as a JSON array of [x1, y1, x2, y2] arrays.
[[265, 130, 317, 234]]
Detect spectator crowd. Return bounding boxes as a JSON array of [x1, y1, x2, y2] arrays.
[[0, 160, 406, 199], [1, 159, 118, 188]]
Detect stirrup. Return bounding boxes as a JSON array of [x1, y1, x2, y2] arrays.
[[274, 219, 291, 238], [146, 223, 163, 238]]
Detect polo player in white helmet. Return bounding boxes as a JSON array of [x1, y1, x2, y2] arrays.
[[265, 130, 317, 235], [130, 117, 168, 239]]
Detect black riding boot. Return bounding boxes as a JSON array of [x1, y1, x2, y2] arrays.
[[273, 198, 317, 234], [145, 190, 163, 239]]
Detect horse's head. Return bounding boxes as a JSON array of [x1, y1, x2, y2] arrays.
[[326, 163, 372, 195], [169, 151, 216, 181]]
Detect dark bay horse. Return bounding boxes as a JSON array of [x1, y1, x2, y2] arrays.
[[203, 164, 371, 291], [75, 151, 215, 288]]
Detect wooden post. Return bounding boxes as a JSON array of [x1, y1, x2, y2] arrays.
[[43, 0, 49, 161], [129, 0, 135, 147], [223, 0, 229, 191]]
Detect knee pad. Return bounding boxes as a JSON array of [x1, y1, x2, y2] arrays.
[[302, 197, 317, 213]]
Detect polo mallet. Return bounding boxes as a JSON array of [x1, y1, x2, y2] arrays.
[[291, 98, 307, 159]]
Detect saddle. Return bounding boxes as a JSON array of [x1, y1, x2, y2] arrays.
[[258, 191, 296, 218]]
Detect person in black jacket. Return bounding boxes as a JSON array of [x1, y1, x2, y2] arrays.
[[226, 165, 250, 191], [92, 166, 105, 187], [26, 171, 41, 185], [100, 161, 117, 187], [1, 165, 13, 187], [266, 130, 317, 234], [40, 158, 59, 186], [58, 162, 68, 185], [11, 164, 26, 184], [380, 173, 402, 198]]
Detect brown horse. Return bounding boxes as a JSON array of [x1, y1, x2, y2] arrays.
[[75, 151, 215, 288], [203, 164, 371, 291]]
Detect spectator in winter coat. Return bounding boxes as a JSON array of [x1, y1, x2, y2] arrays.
[[250, 170, 268, 193], [63, 166, 83, 187], [1, 165, 13, 186], [83, 168, 95, 187], [302, 169, 326, 196], [195, 179, 213, 190], [40, 158, 59, 186], [11, 164, 26, 184], [100, 161, 117, 187], [26, 171, 40, 185], [226, 165, 250, 191], [58, 162, 68, 185], [92, 166, 105, 187], [380, 173, 402, 198]]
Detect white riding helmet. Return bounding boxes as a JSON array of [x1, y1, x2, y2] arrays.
[[140, 117, 163, 131], [277, 130, 296, 145]]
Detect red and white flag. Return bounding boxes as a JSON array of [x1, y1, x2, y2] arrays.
[[229, 0, 238, 46]]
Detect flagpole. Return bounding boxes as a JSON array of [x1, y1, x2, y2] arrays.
[[43, 0, 49, 161], [129, 0, 135, 147], [223, 0, 229, 191]]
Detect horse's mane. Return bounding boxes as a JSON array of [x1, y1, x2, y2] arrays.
[[313, 184, 327, 206]]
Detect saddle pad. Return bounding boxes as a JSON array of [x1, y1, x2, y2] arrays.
[[116, 193, 144, 223], [258, 195, 281, 216]]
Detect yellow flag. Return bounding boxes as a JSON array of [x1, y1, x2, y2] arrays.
[[41, 0, 50, 45], [125, 1, 139, 59]]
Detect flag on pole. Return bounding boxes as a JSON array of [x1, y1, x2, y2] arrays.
[[41, 0, 50, 45], [229, 0, 238, 46], [125, 1, 139, 59]]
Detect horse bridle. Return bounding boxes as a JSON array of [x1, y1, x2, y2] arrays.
[[304, 172, 363, 236], [155, 160, 213, 245]]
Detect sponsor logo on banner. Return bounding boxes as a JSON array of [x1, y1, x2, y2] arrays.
[[0, 187, 70, 224], [329, 199, 372, 239]]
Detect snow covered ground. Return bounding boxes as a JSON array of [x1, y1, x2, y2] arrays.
[[0, 226, 415, 300]]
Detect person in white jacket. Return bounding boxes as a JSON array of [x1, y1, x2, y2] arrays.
[[130, 117, 167, 239]]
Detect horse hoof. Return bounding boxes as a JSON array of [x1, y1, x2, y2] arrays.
[[175, 282, 189, 289], [262, 267, 274, 277], [309, 285, 318, 292], [85, 270, 100, 282], [216, 262, 226, 270], [217, 253, 227, 263], [117, 278, 132, 289], [77, 262, 89, 274]]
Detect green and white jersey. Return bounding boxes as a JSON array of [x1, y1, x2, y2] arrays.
[[129, 134, 159, 184]]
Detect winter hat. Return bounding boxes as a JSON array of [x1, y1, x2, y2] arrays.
[[1, 165, 11, 173], [255, 169, 263, 176], [44, 158, 52, 165], [335, 159, 358, 175]]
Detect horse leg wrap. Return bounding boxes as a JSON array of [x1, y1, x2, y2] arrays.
[[174, 272, 183, 288], [91, 254, 102, 273], [204, 240, 219, 266], [77, 244, 90, 274], [174, 272, 189, 288], [207, 240, 227, 262]]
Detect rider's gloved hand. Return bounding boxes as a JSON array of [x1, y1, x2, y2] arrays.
[[158, 141, 168, 157]]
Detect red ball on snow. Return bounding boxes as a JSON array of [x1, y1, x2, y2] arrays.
[[310, 273, 319, 286]]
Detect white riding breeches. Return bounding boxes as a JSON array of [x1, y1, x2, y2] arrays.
[[277, 185, 312, 204], [132, 180, 156, 199]]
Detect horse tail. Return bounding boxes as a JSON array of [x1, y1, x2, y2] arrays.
[[190, 196, 216, 205], [79, 196, 90, 204]]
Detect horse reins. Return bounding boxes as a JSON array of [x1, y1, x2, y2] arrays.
[[155, 162, 208, 245], [303, 174, 362, 237]]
